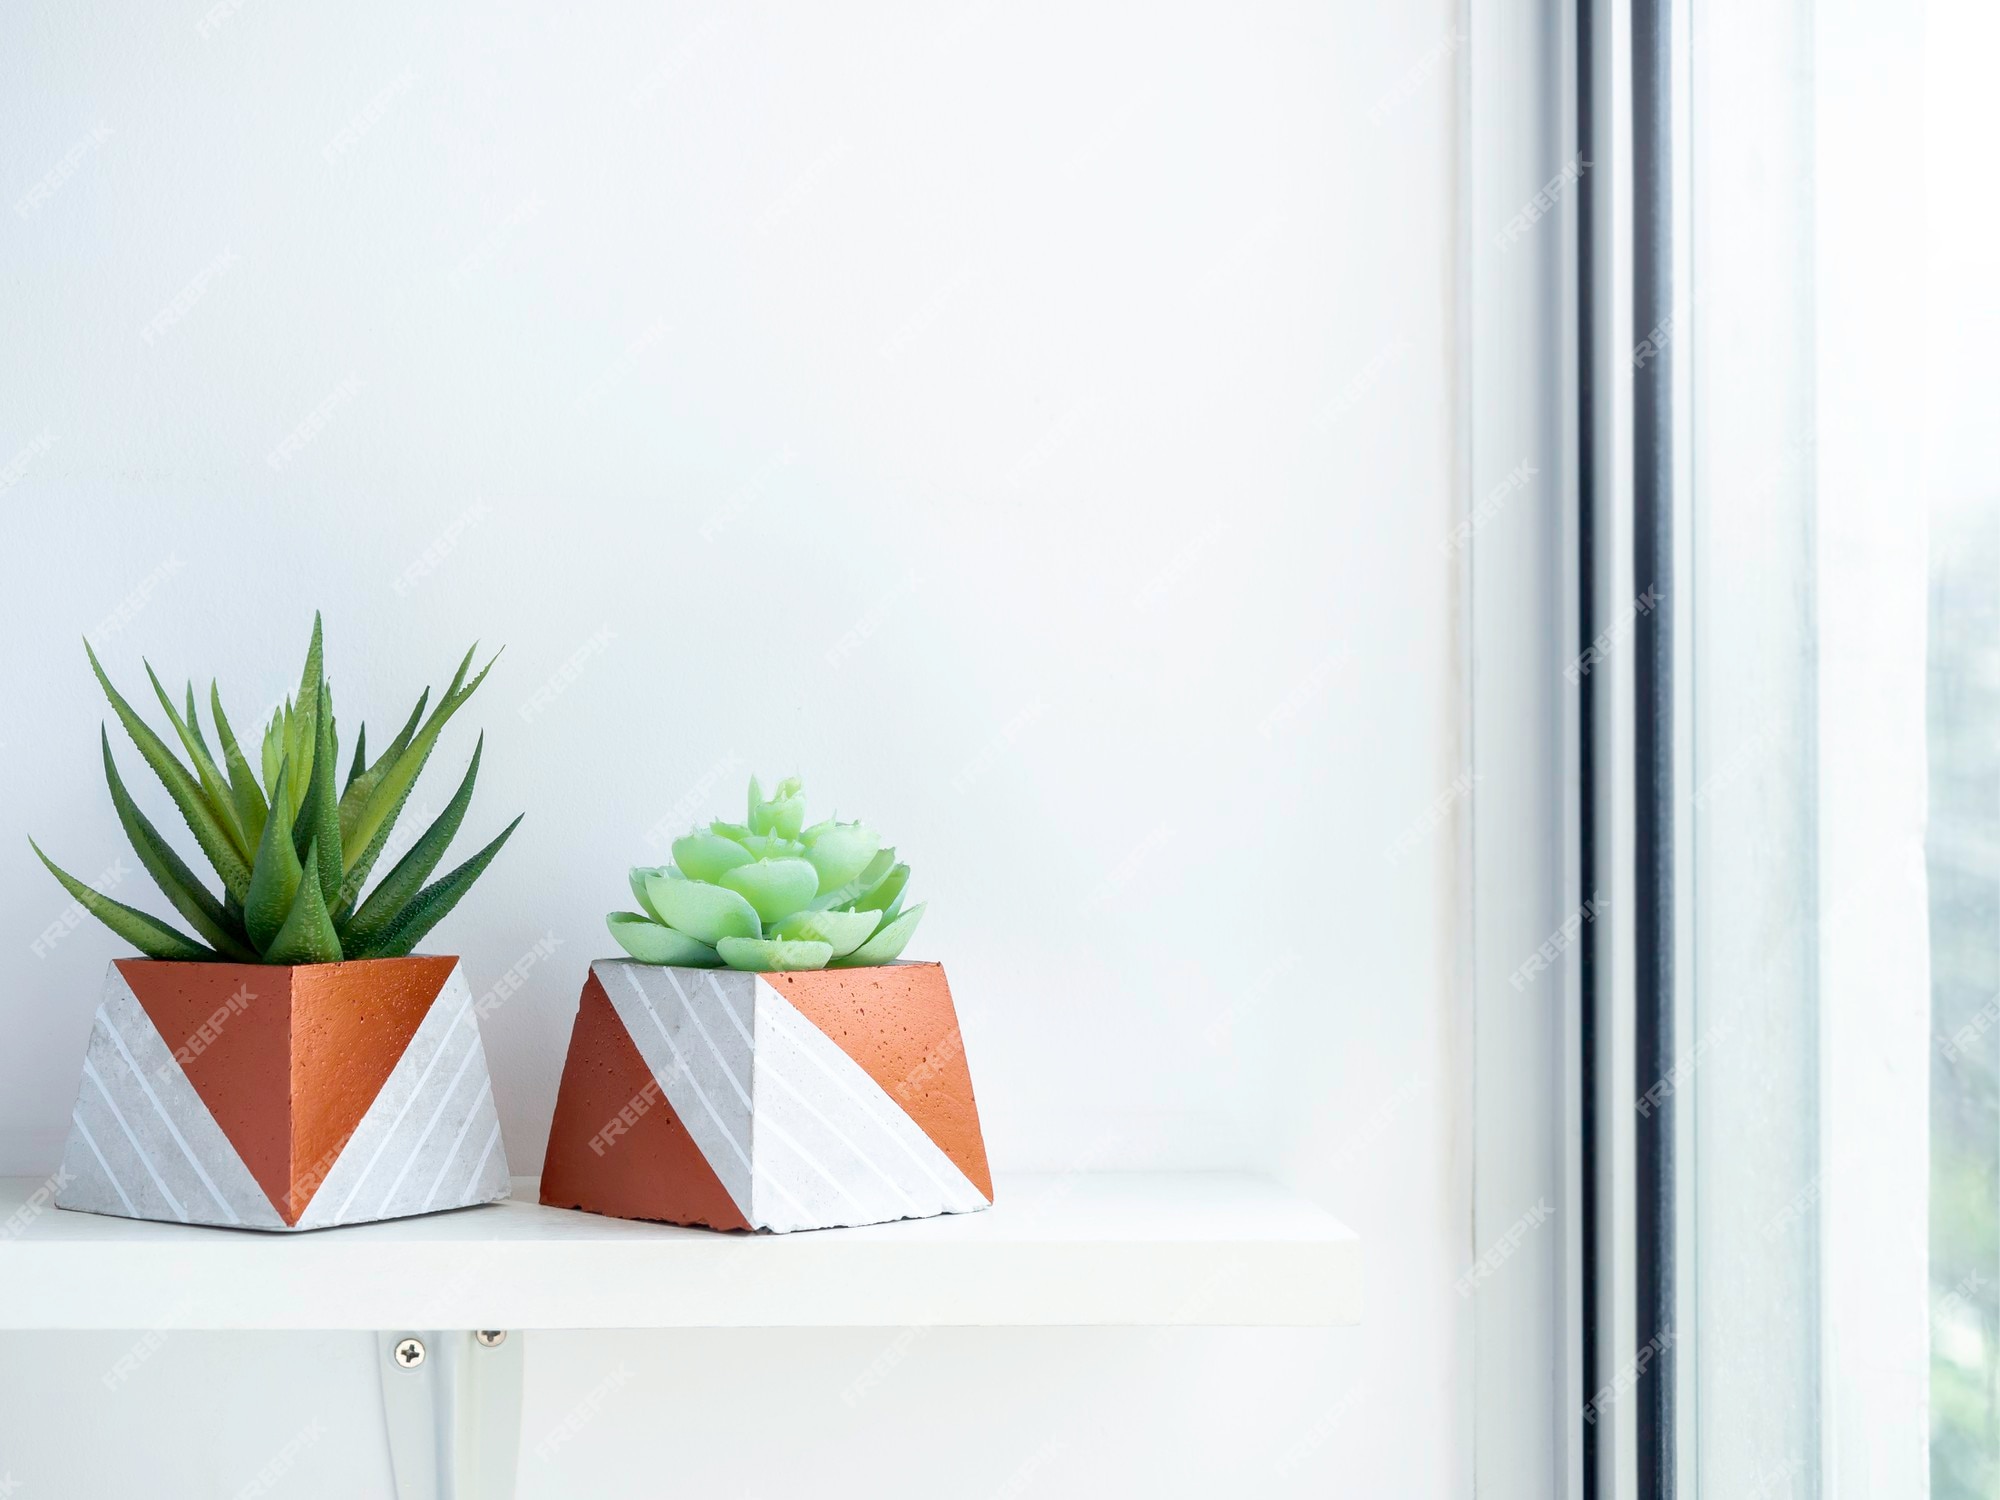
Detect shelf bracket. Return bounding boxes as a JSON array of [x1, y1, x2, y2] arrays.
[[376, 1330, 523, 1500]]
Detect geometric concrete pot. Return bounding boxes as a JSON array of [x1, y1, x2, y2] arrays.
[[540, 959, 992, 1233], [56, 956, 510, 1231]]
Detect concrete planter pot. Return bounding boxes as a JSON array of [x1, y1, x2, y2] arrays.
[[541, 959, 993, 1233], [56, 956, 510, 1231]]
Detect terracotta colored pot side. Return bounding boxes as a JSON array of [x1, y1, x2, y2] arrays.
[[540, 971, 752, 1230], [765, 965, 993, 1200], [541, 960, 993, 1233], [58, 956, 510, 1231]]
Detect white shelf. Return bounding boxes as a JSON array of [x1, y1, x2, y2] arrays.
[[0, 1171, 1358, 1332]]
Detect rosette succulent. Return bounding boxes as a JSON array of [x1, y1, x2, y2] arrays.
[[608, 776, 925, 971], [31, 614, 522, 963]]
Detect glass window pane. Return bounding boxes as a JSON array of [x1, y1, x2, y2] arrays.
[[1690, 0, 2000, 1493]]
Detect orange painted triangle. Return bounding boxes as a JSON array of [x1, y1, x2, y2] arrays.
[[123, 956, 453, 1225], [119, 959, 297, 1222], [766, 964, 993, 1200], [540, 972, 751, 1230], [287, 957, 455, 1223]]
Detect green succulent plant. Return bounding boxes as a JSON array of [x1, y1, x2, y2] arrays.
[[31, 614, 522, 964], [608, 775, 925, 971]]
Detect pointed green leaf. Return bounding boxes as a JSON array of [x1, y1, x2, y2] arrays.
[[772, 907, 881, 957], [718, 858, 819, 924], [606, 913, 722, 967], [443, 639, 479, 697], [244, 761, 303, 953], [343, 648, 498, 876], [290, 613, 324, 791], [30, 838, 214, 960], [344, 722, 367, 793], [261, 707, 285, 804], [183, 683, 219, 774], [291, 680, 341, 903], [210, 682, 270, 852], [716, 936, 834, 972], [338, 737, 483, 950], [263, 836, 343, 965], [339, 689, 425, 844], [348, 815, 522, 959], [746, 774, 766, 830], [86, 640, 253, 904], [144, 662, 247, 859], [832, 902, 925, 967], [101, 730, 254, 960], [645, 875, 761, 946]]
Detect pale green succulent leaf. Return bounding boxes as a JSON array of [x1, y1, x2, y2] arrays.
[[808, 846, 895, 911], [852, 861, 910, 915], [772, 906, 881, 957], [804, 823, 882, 893], [607, 913, 722, 967], [629, 865, 676, 921], [719, 858, 818, 924], [716, 936, 833, 972], [744, 773, 805, 838], [768, 795, 805, 840], [832, 902, 925, 967], [30, 838, 215, 960], [612, 778, 924, 976], [736, 832, 804, 861], [672, 832, 754, 883], [646, 875, 761, 946]]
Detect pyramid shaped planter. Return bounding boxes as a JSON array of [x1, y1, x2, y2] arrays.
[[541, 960, 992, 1233], [56, 957, 511, 1231]]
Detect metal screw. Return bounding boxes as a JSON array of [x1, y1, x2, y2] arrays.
[[394, 1337, 426, 1369], [475, 1330, 507, 1348]]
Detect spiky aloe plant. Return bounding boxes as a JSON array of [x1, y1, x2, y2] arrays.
[[608, 776, 924, 972], [30, 614, 522, 964]]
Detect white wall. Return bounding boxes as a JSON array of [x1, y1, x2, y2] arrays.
[[0, 1, 1466, 1494]]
